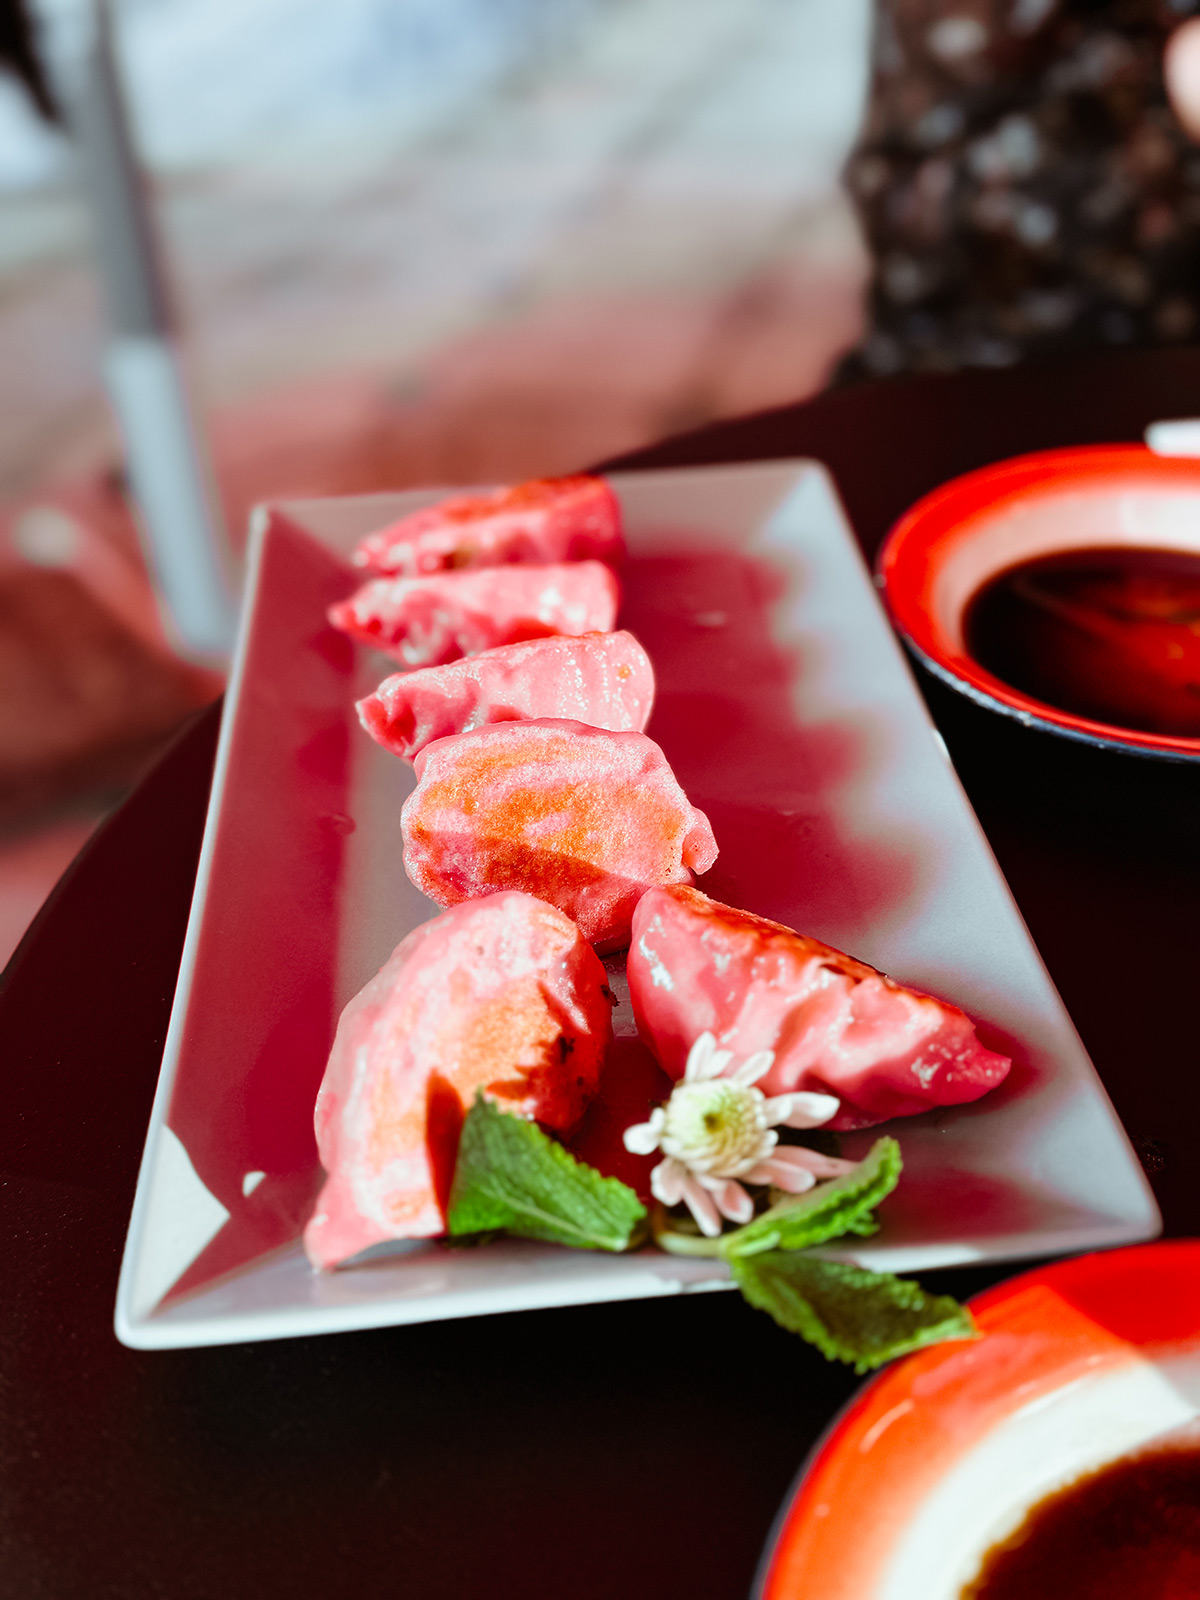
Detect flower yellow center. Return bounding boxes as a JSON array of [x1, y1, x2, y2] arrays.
[[659, 1080, 770, 1174]]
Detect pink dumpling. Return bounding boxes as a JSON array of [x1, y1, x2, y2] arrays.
[[357, 630, 655, 761], [400, 719, 718, 953], [328, 560, 619, 668], [627, 885, 1011, 1130], [304, 891, 613, 1269], [352, 474, 624, 576]]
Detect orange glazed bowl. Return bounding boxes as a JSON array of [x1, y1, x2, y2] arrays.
[[756, 1241, 1200, 1600], [878, 445, 1200, 762]]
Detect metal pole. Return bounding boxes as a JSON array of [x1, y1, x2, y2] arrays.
[[29, 0, 238, 662]]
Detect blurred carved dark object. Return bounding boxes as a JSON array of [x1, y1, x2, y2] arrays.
[[0, 0, 56, 120], [842, 0, 1200, 376]]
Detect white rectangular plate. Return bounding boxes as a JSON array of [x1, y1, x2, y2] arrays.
[[115, 461, 1160, 1349]]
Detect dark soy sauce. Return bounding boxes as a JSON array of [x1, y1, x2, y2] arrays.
[[961, 1443, 1200, 1599], [965, 546, 1200, 738]]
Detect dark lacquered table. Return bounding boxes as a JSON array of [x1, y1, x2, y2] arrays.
[[4, 347, 1200, 1600]]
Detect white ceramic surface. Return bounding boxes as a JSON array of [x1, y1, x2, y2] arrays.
[[114, 460, 1159, 1349]]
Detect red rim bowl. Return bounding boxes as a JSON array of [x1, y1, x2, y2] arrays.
[[877, 445, 1200, 761], [757, 1239, 1200, 1600]]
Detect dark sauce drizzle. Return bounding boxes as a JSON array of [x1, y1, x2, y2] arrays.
[[965, 546, 1200, 738]]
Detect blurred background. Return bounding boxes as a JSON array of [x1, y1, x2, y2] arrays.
[[3, 0, 1199, 964], [0, 0, 872, 963]]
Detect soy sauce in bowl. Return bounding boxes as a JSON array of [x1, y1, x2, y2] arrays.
[[962, 1441, 1200, 1598], [965, 547, 1200, 738]]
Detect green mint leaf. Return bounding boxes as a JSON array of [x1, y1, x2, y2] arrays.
[[729, 1252, 978, 1373], [720, 1136, 902, 1259], [447, 1094, 646, 1252]]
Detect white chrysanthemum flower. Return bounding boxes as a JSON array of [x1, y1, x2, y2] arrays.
[[622, 1032, 855, 1238]]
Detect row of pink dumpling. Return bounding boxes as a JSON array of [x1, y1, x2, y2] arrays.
[[332, 478, 714, 953], [304, 479, 1009, 1269], [308, 479, 646, 1265], [331, 486, 715, 956]]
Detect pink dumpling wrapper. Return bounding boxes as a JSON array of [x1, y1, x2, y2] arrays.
[[400, 719, 718, 953], [357, 630, 655, 762], [627, 885, 1011, 1130], [304, 891, 613, 1269], [328, 560, 619, 668], [352, 474, 624, 577]]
